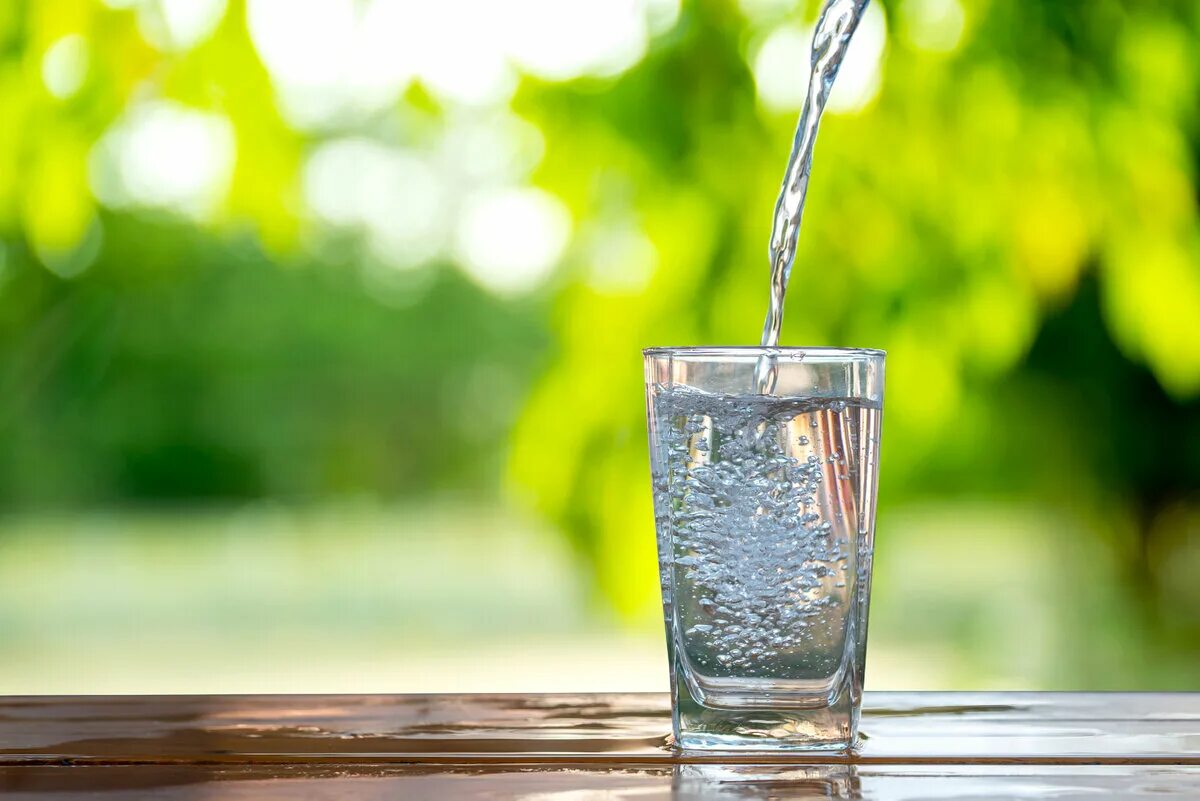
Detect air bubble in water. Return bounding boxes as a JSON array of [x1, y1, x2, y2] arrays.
[[652, 385, 879, 684]]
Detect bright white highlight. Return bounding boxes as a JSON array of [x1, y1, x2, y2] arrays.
[[246, 0, 672, 126], [303, 138, 448, 269], [89, 100, 236, 219], [503, 0, 648, 81], [247, 0, 408, 127], [42, 35, 89, 99], [752, 3, 888, 115], [455, 188, 572, 295], [752, 25, 811, 112], [299, 109, 548, 279], [137, 0, 228, 51]]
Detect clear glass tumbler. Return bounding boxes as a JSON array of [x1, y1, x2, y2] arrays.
[[644, 347, 884, 751]]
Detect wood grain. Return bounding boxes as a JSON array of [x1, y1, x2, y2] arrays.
[[1, 693, 1197, 798]]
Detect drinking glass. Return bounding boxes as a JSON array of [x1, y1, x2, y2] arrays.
[[644, 346, 884, 751]]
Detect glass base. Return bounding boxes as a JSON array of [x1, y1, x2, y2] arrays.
[[674, 709, 856, 753], [671, 659, 861, 753]]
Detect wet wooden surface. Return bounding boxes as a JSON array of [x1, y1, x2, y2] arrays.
[[1, 692, 1198, 798]]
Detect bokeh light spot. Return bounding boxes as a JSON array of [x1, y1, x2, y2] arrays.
[[583, 222, 658, 295], [435, 112, 546, 185], [752, 24, 810, 112], [41, 35, 89, 100], [503, 0, 648, 81], [455, 187, 571, 295], [137, 0, 228, 52], [827, 2, 887, 114], [89, 100, 236, 219], [752, 3, 887, 115], [302, 138, 447, 269], [247, 0, 665, 121], [736, 0, 801, 23], [900, 0, 965, 54]]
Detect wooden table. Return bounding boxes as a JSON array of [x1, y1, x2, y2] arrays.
[[1, 693, 1198, 798]]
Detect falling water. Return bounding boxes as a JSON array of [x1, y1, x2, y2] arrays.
[[754, 0, 870, 393]]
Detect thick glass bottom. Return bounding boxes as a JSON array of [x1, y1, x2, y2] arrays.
[[671, 657, 861, 753]]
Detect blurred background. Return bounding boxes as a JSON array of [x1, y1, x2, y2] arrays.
[[1, 0, 1198, 693]]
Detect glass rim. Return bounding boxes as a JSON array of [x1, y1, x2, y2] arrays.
[[643, 345, 885, 359]]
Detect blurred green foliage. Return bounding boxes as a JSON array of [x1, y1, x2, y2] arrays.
[[1, 0, 1198, 686], [0, 217, 547, 503], [512, 0, 1200, 635]]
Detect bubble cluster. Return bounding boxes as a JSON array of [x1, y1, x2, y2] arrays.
[[651, 386, 879, 683]]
